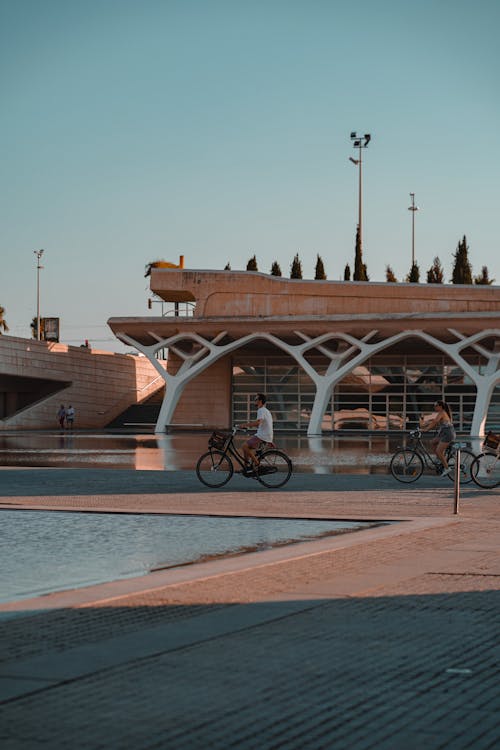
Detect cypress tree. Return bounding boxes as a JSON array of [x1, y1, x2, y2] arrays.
[[270, 261, 282, 276], [314, 254, 327, 280], [407, 262, 420, 283], [474, 266, 495, 285], [290, 253, 303, 279], [344, 263, 351, 281], [385, 266, 397, 282], [353, 225, 368, 281], [224, 262, 231, 270], [246, 254, 258, 271], [451, 235, 473, 284], [427, 257, 444, 284]]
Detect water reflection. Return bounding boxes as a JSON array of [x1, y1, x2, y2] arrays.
[[0, 431, 405, 473]]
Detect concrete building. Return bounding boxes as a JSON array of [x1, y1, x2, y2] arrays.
[[108, 269, 500, 436], [0, 336, 165, 431]]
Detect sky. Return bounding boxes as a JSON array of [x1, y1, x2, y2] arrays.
[[1, 0, 499, 353]]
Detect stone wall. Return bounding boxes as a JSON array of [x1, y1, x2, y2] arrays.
[[0, 336, 165, 431]]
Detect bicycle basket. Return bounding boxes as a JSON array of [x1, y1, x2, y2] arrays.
[[484, 431, 500, 450], [208, 430, 229, 449]]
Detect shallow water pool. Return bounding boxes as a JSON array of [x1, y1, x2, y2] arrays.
[[0, 510, 375, 603]]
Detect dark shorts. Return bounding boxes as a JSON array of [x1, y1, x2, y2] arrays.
[[438, 425, 455, 443]]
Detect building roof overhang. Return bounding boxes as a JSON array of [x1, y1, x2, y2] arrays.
[[111, 269, 500, 358], [108, 310, 500, 356]]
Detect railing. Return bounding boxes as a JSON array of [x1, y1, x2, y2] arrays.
[[163, 302, 196, 316], [148, 299, 196, 317]]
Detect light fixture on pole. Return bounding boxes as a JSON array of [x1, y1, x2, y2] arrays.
[[147, 293, 165, 316], [33, 249, 44, 341], [349, 132, 371, 254], [408, 193, 419, 267]]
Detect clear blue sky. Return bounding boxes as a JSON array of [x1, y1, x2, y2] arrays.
[[1, 0, 499, 352]]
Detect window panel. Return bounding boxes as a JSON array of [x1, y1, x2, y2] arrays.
[[232, 354, 478, 432]]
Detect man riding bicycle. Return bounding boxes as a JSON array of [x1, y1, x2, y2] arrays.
[[239, 393, 273, 473]]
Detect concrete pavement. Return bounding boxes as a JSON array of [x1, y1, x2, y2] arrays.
[[0, 469, 499, 749]]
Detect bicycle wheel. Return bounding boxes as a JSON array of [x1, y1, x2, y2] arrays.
[[390, 449, 424, 483], [470, 452, 500, 489], [196, 450, 233, 488], [447, 448, 476, 485], [256, 449, 293, 488]]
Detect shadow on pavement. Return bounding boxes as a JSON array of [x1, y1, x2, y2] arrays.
[[1, 590, 499, 748], [0, 468, 490, 497]]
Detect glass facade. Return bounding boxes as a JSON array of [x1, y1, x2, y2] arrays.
[[232, 355, 499, 433], [233, 360, 315, 431]]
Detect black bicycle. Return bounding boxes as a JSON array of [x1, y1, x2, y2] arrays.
[[196, 427, 293, 489], [390, 429, 476, 484], [470, 431, 500, 489]]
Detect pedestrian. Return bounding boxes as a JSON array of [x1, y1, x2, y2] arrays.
[[57, 404, 66, 431], [66, 404, 75, 430]]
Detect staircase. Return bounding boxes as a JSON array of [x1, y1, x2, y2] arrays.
[[106, 388, 165, 429]]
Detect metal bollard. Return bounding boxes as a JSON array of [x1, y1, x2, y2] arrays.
[[453, 447, 460, 515]]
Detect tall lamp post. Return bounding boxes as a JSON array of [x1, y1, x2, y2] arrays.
[[33, 249, 44, 341], [349, 132, 371, 253], [408, 192, 419, 267]]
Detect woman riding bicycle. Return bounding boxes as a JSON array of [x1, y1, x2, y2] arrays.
[[421, 400, 455, 477]]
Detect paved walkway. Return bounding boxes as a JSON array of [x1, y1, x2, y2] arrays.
[[0, 469, 499, 749]]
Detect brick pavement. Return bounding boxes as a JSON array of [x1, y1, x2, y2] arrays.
[[0, 469, 499, 749]]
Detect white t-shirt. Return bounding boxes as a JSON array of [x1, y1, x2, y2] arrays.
[[255, 406, 273, 442]]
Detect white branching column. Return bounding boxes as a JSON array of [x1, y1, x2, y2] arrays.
[[417, 329, 500, 437], [118, 330, 244, 432], [118, 327, 499, 436]]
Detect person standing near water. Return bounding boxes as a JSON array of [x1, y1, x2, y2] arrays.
[[66, 405, 75, 430], [57, 404, 66, 431]]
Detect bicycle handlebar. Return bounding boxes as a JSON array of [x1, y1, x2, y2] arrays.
[[410, 429, 422, 438]]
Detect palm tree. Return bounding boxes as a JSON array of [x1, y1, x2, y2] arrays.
[[0, 305, 8, 335]]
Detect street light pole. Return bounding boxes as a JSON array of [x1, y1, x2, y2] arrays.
[[357, 140, 362, 249], [408, 193, 419, 267], [33, 249, 44, 341], [349, 132, 371, 254]]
